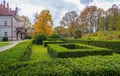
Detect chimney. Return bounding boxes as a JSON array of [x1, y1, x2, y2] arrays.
[[10, 8, 11, 11], [15, 7, 18, 13], [7, 3, 9, 9], [3, 0, 6, 8]]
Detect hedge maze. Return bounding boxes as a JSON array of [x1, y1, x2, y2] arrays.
[[1, 39, 120, 75], [45, 39, 120, 58], [47, 43, 113, 58]]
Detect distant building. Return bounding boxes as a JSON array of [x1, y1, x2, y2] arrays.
[[0, 0, 22, 40]]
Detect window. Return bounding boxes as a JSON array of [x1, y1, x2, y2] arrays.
[[4, 32, 8, 37], [4, 21, 7, 26]]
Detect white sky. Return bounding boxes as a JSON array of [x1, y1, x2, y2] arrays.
[[1, 0, 120, 26]]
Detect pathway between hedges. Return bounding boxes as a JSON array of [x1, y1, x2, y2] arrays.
[[0, 40, 27, 52]]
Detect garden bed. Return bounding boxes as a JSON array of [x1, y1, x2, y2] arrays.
[[47, 43, 112, 58], [65, 39, 120, 53], [43, 41, 65, 47]]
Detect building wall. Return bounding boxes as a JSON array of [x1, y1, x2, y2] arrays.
[[0, 16, 12, 40], [12, 17, 18, 40], [0, 16, 23, 41]]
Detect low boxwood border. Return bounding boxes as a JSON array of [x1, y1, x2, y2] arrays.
[[64, 39, 120, 53], [0, 40, 32, 63], [43, 41, 65, 47], [47, 43, 113, 58]]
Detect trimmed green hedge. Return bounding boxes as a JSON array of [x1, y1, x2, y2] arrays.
[[34, 34, 47, 45], [47, 44, 113, 58], [1, 55, 120, 76], [65, 39, 120, 53], [0, 40, 32, 63], [47, 38, 64, 41], [2, 37, 8, 41], [43, 41, 65, 47], [48, 34, 60, 38]]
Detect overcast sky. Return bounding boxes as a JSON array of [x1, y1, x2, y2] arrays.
[[2, 0, 120, 26]]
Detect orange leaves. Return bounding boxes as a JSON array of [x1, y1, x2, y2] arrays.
[[35, 10, 54, 36]]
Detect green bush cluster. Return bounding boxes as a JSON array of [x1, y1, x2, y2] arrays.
[[47, 44, 112, 58], [19, 44, 32, 61], [43, 41, 65, 47], [2, 37, 8, 41], [1, 55, 120, 76], [48, 34, 60, 38], [34, 34, 47, 45], [0, 40, 32, 63], [24, 35, 32, 39], [47, 38, 61, 41]]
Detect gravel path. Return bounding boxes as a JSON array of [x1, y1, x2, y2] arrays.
[[0, 40, 26, 52]]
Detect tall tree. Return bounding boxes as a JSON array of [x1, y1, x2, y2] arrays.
[[19, 15, 31, 28], [105, 4, 120, 30], [60, 11, 78, 38], [35, 10, 54, 36], [79, 6, 104, 33]]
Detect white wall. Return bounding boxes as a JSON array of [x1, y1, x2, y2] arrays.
[[0, 16, 12, 40], [0, 16, 11, 25], [0, 16, 22, 40]]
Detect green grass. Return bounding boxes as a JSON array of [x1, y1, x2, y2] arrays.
[[31, 44, 51, 62], [81, 31, 120, 40], [0, 43, 11, 47]]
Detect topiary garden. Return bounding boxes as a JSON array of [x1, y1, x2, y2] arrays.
[[1, 35, 120, 75]]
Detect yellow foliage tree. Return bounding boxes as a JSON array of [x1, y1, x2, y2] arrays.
[[35, 10, 54, 36]]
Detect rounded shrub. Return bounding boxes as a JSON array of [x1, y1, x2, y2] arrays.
[[2, 37, 8, 41], [35, 34, 47, 45], [24, 35, 32, 39], [48, 34, 60, 38]]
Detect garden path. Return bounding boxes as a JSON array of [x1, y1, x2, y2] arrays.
[[0, 40, 27, 52]]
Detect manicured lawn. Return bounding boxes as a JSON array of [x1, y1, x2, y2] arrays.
[[0, 43, 11, 47], [31, 44, 51, 62]]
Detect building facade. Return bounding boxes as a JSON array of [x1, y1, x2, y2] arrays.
[[0, 0, 21, 40]]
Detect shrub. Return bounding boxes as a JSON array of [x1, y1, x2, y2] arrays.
[[64, 39, 120, 53], [47, 44, 113, 58], [32, 39, 35, 44], [48, 34, 60, 38], [24, 35, 32, 39], [47, 38, 61, 41], [2, 37, 8, 41], [34, 34, 47, 45], [43, 41, 65, 47], [0, 40, 32, 63], [2, 55, 120, 75]]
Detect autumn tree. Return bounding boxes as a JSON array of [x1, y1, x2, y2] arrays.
[[79, 6, 104, 33], [35, 10, 54, 36], [54, 26, 68, 38], [60, 11, 78, 38]]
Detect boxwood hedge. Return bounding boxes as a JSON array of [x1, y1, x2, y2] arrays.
[[43, 41, 65, 47], [65, 39, 120, 53], [1, 55, 120, 76], [0, 40, 32, 63], [47, 43, 113, 58]]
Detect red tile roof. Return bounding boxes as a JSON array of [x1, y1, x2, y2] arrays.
[[0, 4, 17, 16]]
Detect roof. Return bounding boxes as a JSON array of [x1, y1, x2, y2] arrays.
[[0, 3, 17, 16]]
